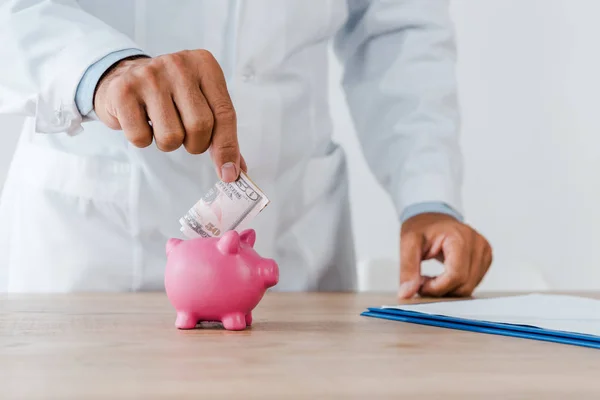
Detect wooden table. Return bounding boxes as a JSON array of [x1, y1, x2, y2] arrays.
[[0, 292, 599, 399]]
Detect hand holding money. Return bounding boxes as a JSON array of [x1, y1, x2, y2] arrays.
[[180, 171, 269, 238], [93, 49, 245, 183]]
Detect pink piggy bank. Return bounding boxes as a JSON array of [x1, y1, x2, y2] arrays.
[[164, 229, 279, 330]]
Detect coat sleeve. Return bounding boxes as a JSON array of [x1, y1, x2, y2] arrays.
[[0, 0, 144, 135], [334, 0, 464, 220]]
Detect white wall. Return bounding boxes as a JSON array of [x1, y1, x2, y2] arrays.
[[1, 0, 598, 292], [331, 0, 600, 292]]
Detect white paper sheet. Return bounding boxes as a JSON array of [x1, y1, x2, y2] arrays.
[[382, 293, 600, 337]]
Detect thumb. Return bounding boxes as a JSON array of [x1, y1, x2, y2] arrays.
[[398, 232, 425, 299], [209, 131, 241, 183]]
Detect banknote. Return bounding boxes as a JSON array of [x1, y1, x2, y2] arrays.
[[179, 171, 270, 238]]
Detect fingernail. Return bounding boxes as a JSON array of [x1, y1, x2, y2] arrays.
[[398, 280, 419, 299], [221, 162, 237, 182]]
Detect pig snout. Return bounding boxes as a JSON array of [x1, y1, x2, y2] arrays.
[[259, 259, 279, 288]]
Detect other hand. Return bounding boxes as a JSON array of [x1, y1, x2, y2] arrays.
[[94, 50, 246, 182], [398, 213, 492, 299]]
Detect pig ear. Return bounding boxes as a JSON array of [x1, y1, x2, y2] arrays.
[[217, 230, 241, 255], [166, 238, 183, 256], [240, 229, 256, 248]]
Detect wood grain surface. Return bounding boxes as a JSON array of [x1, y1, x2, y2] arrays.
[[0, 292, 599, 399]]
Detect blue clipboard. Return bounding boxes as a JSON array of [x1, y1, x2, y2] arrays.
[[362, 307, 600, 350]]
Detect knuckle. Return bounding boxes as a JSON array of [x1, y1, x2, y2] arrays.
[[215, 139, 239, 156], [131, 138, 152, 148], [154, 53, 173, 67], [213, 102, 236, 121], [185, 131, 212, 155], [188, 117, 214, 136], [188, 140, 211, 155], [185, 139, 210, 155], [158, 132, 184, 151], [451, 229, 468, 248], [199, 117, 214, 133], [145, 74, 161, 91], [134, 64, 161, 88], [194, 48, 215, 62], [485, 246, 494, 266], [476, 232, 487, 244], [110, 78, 137, 101], [164, 52, 189, 75], [484, 238, 492, 252], [477, 235, 493, 261], [103, 118, 121, 131], [179, 49, 193, 58], [457, 223, 471, 234], [129, 133, 152, 148], [400, 230, 420, 243]]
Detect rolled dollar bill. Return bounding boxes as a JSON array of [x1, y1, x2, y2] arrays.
[[179, 171, 270, 238]]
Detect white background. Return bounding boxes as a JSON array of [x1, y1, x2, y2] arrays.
[[1, 0, 598, 292]]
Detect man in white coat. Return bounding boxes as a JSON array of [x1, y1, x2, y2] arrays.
[[0, 0, 492, 296]]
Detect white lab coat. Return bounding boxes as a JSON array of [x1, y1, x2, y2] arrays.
[[0, 0, 463, 292]]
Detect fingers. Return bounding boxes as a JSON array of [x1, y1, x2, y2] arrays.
[[96, 50, 242, 182], [194, 51, 241, 182], [167, 53, 215, 155], [400, 213, 493, 299], [145, 92, 186, 152], [172, 87, 214, 155], [452, 235, 493, 297], [398, 232, 425, 299], [132, 59, 185, 152], [420, 232, 472, 297], [113, 93, 153, 148]]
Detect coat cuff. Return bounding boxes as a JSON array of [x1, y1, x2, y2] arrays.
[[400, 201, 463, 223], [393, 172, 464, 224], [34, 30, 146, 136], [75, 48, 147, 117]]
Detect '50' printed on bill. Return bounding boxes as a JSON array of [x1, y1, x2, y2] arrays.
[[179, 171, 270, 238]]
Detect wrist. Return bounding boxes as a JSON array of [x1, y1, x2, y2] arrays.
[[75, 49, 148, 118], [93, 55, 150, 110]]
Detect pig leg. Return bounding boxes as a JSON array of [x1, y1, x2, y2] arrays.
[[221, 312, 247, 331], [245, 312, 253, 326], [175, 311, 198, 329]]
